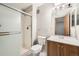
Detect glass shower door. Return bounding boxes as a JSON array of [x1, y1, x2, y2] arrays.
[[0, 4, 22, 56]]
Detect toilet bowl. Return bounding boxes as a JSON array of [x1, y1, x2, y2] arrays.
[[31, 44, 42, 55], [31, 36, 46, 56]]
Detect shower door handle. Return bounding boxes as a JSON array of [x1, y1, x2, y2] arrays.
[[0, 32, 10, 36], [0, 32, 21, 36]]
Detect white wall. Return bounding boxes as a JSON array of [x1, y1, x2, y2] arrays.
[[32, 3, 43, 45], [37, 4, 54, 37], [0, 5, 22, 56]]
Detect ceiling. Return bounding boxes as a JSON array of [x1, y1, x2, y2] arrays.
[[3, 3, 32, 10]]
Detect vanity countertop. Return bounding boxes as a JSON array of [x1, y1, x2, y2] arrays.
[[47, 35, 79, 47]]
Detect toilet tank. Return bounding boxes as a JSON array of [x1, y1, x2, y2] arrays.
[[38, 36, 46, 45]]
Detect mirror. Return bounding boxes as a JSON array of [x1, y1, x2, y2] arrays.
[[55, 17, 64, 35], [55, 8, 77, 37]]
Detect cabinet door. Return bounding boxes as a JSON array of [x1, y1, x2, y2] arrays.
[[61, 44, 70, 56], [61, 44, 79, 56], [69, 45, 79, 56], [47, 41, 60, 56]]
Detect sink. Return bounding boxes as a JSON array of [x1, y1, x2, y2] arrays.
[[54, 35, 64, 39], [58, 36, 64, 39]]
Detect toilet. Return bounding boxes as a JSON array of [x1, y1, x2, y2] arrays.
[[31, 36, 46, 56]]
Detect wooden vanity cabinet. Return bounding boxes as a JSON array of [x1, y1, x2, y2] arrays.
[[47, 40, 79, 56]]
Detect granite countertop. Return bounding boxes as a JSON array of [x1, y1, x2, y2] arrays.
[[47, 35, 79, 46]]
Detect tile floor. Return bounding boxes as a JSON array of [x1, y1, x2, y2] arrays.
[[21, 45, 47, 56]]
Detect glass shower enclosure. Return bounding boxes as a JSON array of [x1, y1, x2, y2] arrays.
[[0, 4, 22, 56]]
